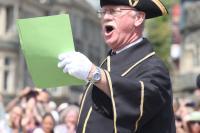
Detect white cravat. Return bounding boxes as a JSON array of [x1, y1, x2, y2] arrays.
[[115, 38, 143, 54]]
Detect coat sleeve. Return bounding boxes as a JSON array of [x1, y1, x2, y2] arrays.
[[103, 64, 172, 132]]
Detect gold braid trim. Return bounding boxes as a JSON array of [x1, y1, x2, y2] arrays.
[[107, 56, 111, 72], [82, 107, 93, 133], [152, 0, 168, 15], [121, 52, 155, 77], [134, 81, 144, 132], [105, 70, 118, 133], [77, 83, 92, 124], [129, 0, 140, 7]]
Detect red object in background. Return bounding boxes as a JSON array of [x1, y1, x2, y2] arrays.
[[172, 4, 181, 17], [172, 3, 181, 23]]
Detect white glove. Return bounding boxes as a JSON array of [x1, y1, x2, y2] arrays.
[[57, 51, 93, 81]]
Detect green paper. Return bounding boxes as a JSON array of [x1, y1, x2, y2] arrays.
[[17, 14, 85, 88]]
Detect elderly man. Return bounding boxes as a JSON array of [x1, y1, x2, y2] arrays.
[[58, 0, 176, 132]]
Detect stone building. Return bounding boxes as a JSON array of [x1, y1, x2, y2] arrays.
[[172, 0, 200, 96], [0, 0, 107, 103]]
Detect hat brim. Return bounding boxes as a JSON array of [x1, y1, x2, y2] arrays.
[[100, 0, 168, 19]]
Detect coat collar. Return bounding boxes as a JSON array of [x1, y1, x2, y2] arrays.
[[108, 38, 154, 70]]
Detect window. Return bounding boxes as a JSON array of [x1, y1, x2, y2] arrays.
[[5, 5, 14, 32], [0, 5, 14, 35], [4, 57, 11, 65], [0, 55, 16, 93], [0, 5, 6, 35], [4, 70, 9, 90], [3, 57, 12, 91]]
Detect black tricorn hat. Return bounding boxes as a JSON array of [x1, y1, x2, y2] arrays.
[[100, 0, 168, 19]]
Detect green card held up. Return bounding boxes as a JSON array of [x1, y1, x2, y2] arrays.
[[17, 14, 85, 88]]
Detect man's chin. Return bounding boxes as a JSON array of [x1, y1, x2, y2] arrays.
[[105, 37, 115, 45], [105, 40, 113, 46]]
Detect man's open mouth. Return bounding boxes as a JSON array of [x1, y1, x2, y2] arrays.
[[105, 25, 114, 33]]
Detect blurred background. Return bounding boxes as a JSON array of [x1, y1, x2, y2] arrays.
[[0, 0, 200, 132]]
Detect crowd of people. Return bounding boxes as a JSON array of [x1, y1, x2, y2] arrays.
[[174, 88, 200, 133], [0, 87, 79, 133], [2, 87, 200, 133]]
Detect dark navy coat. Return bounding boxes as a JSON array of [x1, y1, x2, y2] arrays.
[[77, 38, 176, 133]]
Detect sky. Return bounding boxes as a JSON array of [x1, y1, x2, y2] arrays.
[[86, 0, 100, 9]]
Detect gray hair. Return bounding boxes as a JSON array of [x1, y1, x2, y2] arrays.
[[60, 105, 79, 123]]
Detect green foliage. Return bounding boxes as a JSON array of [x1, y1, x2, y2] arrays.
[[145, 0, 176, 68], [146, 16, 171, 67]]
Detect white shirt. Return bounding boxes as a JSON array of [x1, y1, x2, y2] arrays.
[[115, 38, 143, 54]]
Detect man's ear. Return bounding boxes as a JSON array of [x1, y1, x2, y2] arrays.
[[134, 12, 145, 27]]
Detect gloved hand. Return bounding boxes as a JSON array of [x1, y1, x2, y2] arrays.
[[57, 51, 93, 81]]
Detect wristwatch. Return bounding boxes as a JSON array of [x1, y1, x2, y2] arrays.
[[89, 67, 101, 83]]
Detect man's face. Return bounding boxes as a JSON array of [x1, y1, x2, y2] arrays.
[[100, 5, 141, 51], [37, 91, 49, 104]]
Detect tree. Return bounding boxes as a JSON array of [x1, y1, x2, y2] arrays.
[[146, 0, 178, 68]]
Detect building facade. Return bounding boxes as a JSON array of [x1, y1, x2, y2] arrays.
[[0, 0, 107, 103], [172, 0, 200, 96]]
